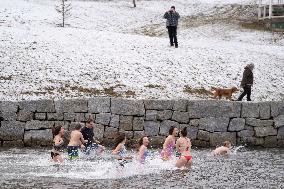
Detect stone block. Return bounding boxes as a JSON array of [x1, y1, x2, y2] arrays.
[[228, 118, 245, 131], [133, 131, 145, 139], [197, 130, 210, 141], [93, 124, 104, 139], [278, 140, 284, 147], [25, 120, 54, 130], [172, 111, 190, 123], [237, 130, 254, 138], [53, 121, 69, 130], [238, 137, 264, 146], [119, 115, 133, 131], [75, 113, 85, 122], [19, 99, 55, 112], [241, 103, 259, 118], [199, 117, 229, 132], [157, 110, 172, 121], [63, 113, 76, 121], [0, 101, 18, 121], [274, 115, 284, 128], [111, 98, 144, 116], [17, 110, 33, 121], [55, 99, 88, 113], [124, 131, 134, 139], [191, 139, 209, 147], [2, 140, 24, 147], [264, 136, 277, 147], [110, 114, 119, 128], [68, 122, 84, 131], [209, 132, 236, 147], [133, 117, 144, 131], [104, 126, 118, 139], [160, 120, 179, 136], [145, 110, 157, 121], [0, 121, 25, 140], [84, 113, 95, 121], [88, 97, 110, 113], [24, 129, 53, 146], [259, 102, 271, 119], [144, 99, 173, 110], [173, 100, 187, 112], [186, 125, 198, 140], [95, 113, 111, 125], [244, 125, 254, 131], [271, 101, 284, 117], [254, 126, 277, 137], [246, 118, 274, 127], [149, 136, 165, 148], [47, 113, 64, 121], [190, 119, 199, 127], [35, 113, 46, 120], [277, 126, 284, 139], [144, 121, 160, 136]]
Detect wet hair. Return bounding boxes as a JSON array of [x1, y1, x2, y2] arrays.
[[169, 126, 176, 135], [137, 136, 146, 151], [223, 141, 231, 147], [52, 125, 62, 137], [113, 133, 126, 150], [86, 117, 94, 124], [180, 127, 187, 137], [171, 6, 175, 9], [75, 123, 82, 130]]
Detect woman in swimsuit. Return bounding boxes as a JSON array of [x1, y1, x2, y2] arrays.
[[161, 126, 178, 160], [137, 136, 150, 163], [112, 133, 132, 161], [175, 127, 192, 168], [51, 125, 65, 163]]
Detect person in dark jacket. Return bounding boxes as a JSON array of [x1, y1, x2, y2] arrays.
[[164, 6, 180, 48], [237, 63, 254, 101]]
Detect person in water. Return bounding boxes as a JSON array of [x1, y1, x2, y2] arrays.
[[175, 127, 192, 168], [112, 133, 132, 166], [81, 118, 105, 155], [137, 136, 150, 163], [51, 125, 65, 163], [212, 141, 232, 156], [161, 126, 178, 160], [67, 123, 87, 160]]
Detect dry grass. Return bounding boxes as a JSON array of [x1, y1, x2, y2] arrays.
[[183, 85, 212, 96], [0, 75, 13, 80], [144, 84, 165, 89]]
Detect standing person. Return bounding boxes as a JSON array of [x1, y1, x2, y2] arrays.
[[175, 127, 192, 168], [160, 126, 178, 161], [164, 6, 180, 48], [67, 123, 87, 160], [81, 118, 105, 155], [137, 136, 150, 163], [212, 141, 232, 156], [112, 133, 132, 166], [237, 63, 254, 101], [51, 125, 65, 163]]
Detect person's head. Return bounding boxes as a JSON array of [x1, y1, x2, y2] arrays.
[[247, 63, 254, 70], [170, 6, 175, 11], [223, 141, 231, 148], [137, 136, 149, 150], [169, 126, 178, 136], [232, 87, 239, 93], [75, 123, 82, 131], [114, 133, 126, 149], [86, 118, 94, 128], [180, 127, 187, 137], [52, 125, 64, 137]]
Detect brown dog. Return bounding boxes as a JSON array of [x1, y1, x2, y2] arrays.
[[212, 87, 239, 100]]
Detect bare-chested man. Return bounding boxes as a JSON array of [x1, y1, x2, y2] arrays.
[[67, 123, 87, 160]]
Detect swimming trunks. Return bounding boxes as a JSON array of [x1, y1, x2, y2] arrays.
[[183, 155, 192, 162], [67, 146, 80, 160], [83, 143, 99, 155]]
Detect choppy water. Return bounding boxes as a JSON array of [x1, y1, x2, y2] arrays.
[[0, 147, 283, 189]]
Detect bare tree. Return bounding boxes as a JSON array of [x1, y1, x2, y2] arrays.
[[55, 0, 72, 27], [133, 0, 136, 8]]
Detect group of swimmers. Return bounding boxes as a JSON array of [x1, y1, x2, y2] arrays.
[[51, 118, 232, 168]]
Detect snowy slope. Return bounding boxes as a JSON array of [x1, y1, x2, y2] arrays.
[[0, 0, 283, 101]]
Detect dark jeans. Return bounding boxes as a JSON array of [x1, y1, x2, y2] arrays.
[[167, 26, 178, 46], [238, 85, 252, 101]]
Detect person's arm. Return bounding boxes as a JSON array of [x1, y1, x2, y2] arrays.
[[138, 146, 145, 161], [112, 143, 122, 155], [176, 12, 180, 19], [164, 12, 169, 19], [163, 137, 170, 150]]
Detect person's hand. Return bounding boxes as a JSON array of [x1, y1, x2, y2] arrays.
[[80, 144, 85, 149]]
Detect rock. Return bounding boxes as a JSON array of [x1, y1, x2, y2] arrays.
[[145, 110, 157, 121], [19, 100, 55, 112], [104, 127, 118, 139], [110, 114, 119, 128], [264, 136, 277, 147], [173, 100, 187, 112], [84, 113, 95, 121], [133, 117, 144, 131], [209, 132, 236, 147], [53, 121, 69, 130], [0, 101, 18, 121], [2, 140, 24, 147], [160, 120, 179, 136], [69, 122, 84, 131], [274, 115, 284, 128], [144, 99, 173, 110], [111, 98, 144, 116], [277, 126, 284, 139], [88, 97, 110, 113], [197, 130, 210, 141], [75, 113, 85, 122], [191, 139, 209, 147], [24, 129, 53, 146], [149, 136, 165, 148], [124, 131, 134, 139], [133, 131, 145, 139], [254, 126, 277, 137], [95, 113, 111, 125], [47, 113, 64, 121], [238, 137, 264, 146], [245, 118, 274, 127], [186, 125, 198, 140], [144, 121, 160, 136], [25, 120, 54, 130], [17, 110, 33, 121], [119, 115, 133, 131], [172, 111, 190, 123], [157, 110, 172, 120], [244, 125, 254, 131], [55, 99, 88, 113], [63, 113, 76, 121], [259, 102, 271, 119], [35, 113, 46, 120], [241, 103, 260, 118], [228, 118, 245, 131], [237, 130, 254, 137], [199, 118, 229, 132], [190, 119, 199, 127], [271, 101, 284, 117], [93, 124, 104, 139], [0, 121, 25, 140], [277, 140, 284, 147]]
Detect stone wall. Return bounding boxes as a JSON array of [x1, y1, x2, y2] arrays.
[[0, 98, 283, 148]]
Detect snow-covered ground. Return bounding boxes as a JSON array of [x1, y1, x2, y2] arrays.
[[0, 0, 283, 101]]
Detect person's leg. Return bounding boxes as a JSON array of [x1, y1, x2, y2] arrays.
[[175, 157, 186, 168], [167, 26, 174, 46], [246, 86, 252, 101], [237, 87, 247, 101], [173, 26, 178, 47]]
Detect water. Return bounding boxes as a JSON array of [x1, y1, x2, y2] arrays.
[[0, 147, 283, 189]]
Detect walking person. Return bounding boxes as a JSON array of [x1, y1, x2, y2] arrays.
[[237, 63, 254, 101], [164, 6, 180, 48]]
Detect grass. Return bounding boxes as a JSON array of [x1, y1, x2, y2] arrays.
[[0, 75, 13, 80], [144, 84, 165, 89], [183, 85, 212, 96]]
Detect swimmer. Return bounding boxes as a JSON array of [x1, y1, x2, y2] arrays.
[[51, 125, 65, 163], [67, 123, 87, 160], [160, 126, 178, 160], [112, 133, 132, 166], [137, 136, 150, 163], [212, 141, 232, 156], [175, 127, 192, 168], [81, 118, 105, 155]]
